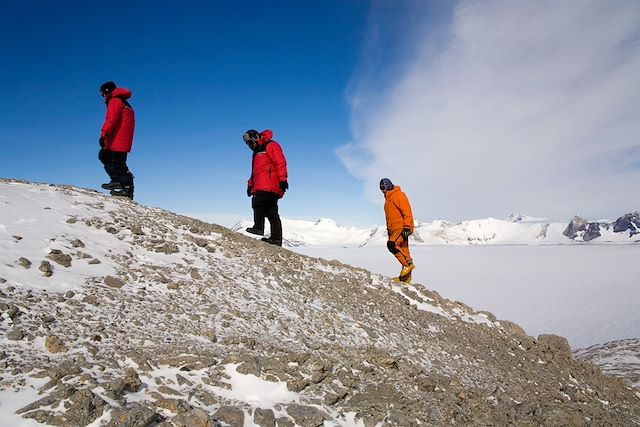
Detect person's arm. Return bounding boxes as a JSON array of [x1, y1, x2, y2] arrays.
[[247, 176, 253, 196], [267, 142, 288, 183], [397, 192, 414, 232], [100, 98, 122, 139]]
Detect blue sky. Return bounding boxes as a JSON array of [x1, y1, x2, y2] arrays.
[[0, 0, 389, 227], [2, 0, 639, 227]]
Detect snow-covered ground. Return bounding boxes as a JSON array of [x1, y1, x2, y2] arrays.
[[3, 181, 636, 352], [1, 181, 639, 425], [232, 216, 639, 349], [292, 244, 639, 350]]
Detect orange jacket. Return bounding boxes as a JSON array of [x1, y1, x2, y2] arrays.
[[383, 186, 414, 233]]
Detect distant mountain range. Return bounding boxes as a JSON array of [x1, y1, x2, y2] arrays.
[[233, 212, 640, 247]]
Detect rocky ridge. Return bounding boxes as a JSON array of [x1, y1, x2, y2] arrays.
[[574, 338, 640, 389], [0, 180, 639, 426], [563, 212, 640, 242]]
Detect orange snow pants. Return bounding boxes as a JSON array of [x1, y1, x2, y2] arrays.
[[387, 229, 412, 267]]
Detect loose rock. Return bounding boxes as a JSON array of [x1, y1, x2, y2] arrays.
[[45, 335, 66, 353], [104, 276, 125, 288], [39, 260, 54, 277], [47, 249, 72, 267]]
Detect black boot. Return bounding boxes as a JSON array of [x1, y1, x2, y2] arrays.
[[246, 227, 264, 236], [261, 237, 282, 246], [101, 181, 122, 190], [110, 185, 134, 200]]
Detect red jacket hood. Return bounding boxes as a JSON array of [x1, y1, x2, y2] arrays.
[[108, 88, 132, 100], [258, 129, 273, 145]]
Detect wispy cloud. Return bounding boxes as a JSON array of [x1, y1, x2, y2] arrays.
[[340, 0, 640, 221]]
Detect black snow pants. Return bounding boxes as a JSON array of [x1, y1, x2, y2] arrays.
[[99, 149, 134, 188], [251, 191, 282, 241]]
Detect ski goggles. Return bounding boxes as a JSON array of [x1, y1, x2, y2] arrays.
[[243, 133, 259, 145]]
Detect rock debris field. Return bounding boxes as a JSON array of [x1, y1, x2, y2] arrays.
[[0, 180, 639, 426]]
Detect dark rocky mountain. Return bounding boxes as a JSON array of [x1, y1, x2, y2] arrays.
[[563, 212, 640, 242], [613, 212, 640, 236]]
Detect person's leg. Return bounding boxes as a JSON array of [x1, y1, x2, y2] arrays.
[[397, 236, 414, 278], [99, 150, 132, 186], [264, 194, 282, 243], [249, 192, 269, 234], [398, 237, 414, 278], [387, 230, 414, 278], [387, 230, 410, 266], [99, 149, 117, 181], [111, 152, 133, 185], [109, 152, 134, 197], [100, 150, 122, 190], [397, 238, 412, 266]]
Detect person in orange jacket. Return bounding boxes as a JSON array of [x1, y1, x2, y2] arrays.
[[380, 178, 415, 283]]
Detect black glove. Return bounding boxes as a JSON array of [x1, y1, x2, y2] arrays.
[[247, 186, 252, 197], [401, 228, 412, 239], [279, 181, 289, 191], [99, 137, 105, 148]]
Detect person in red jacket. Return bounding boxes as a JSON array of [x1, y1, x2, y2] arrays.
[[243, 129, 288, 246], [98, 81, 135, 199], [380, 178, 415, 283]]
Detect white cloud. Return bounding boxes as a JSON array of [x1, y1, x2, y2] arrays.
[[340, 0, 640, 221]]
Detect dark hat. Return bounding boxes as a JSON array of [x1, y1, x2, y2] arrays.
[[379, 178, 394, 191], [243, 129, 260, 144], [99, 81, 116, 96]]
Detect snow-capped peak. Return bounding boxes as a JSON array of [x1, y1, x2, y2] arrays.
[[233, 214, 638, 247]]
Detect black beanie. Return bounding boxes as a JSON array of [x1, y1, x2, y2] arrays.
[[379, 178, 394, 191], [243, 129, 260, 143], [99, 81, 116, 96]]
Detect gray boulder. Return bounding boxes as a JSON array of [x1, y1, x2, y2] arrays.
[[214, 406, 245, 427], [20, 387, 107, 426], [253, 408, 276, 427], [47, 249, 72, 267], [172, 407, 217, 427], [106, 404, 159, 427], [6, 327, 25, 341], [285, 404, 327, 427], [105, 368, 142, 401], [39, 260, 54, 276], [104, 275, 125, 288], [538, 334, 572, 359]]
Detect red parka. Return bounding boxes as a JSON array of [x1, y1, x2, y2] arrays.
[[247, 130, 288, 198], [100, 88, 135, 152]]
